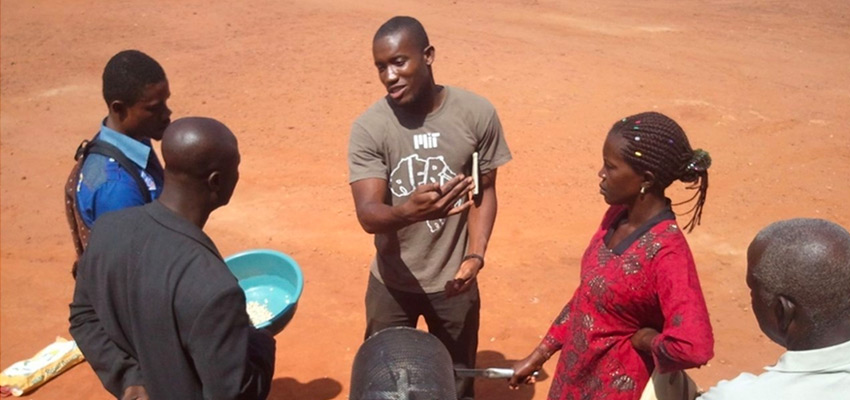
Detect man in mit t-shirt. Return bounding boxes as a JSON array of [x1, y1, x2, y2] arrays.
[[347, 16, 511, 399]]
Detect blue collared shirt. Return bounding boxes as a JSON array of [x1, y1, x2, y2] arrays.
[[75, 123, 164, 228]]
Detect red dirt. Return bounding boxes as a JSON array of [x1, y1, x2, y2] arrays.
[[2, 1, 848, 399]]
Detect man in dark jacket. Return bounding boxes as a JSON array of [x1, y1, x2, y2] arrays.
[[70, 117, 275, 400]]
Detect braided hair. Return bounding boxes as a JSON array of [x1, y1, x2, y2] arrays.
[[608, 111, 711, 232]]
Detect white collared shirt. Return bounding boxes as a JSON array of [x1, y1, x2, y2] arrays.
[[700, 339, 850, 399]]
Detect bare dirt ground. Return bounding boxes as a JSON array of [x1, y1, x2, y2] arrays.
[[2, 0, 849, 398]]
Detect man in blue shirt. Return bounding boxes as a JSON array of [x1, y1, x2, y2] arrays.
[[66, 50, 172, 263]]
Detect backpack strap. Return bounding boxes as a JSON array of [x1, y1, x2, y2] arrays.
[[65, 138, 154, 278], [66, 139, 95, 277], [65, 139, 91, 270], [87, 140, 152, 203]]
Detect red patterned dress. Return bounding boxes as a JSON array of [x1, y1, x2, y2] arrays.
[[541, 205, 714, 400]]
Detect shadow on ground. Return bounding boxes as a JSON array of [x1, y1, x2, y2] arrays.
[[474, 350, 549, 400], [269, 377, 343, 400]]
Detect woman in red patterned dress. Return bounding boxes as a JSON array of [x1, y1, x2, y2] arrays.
[[510, 111, 714, 400]]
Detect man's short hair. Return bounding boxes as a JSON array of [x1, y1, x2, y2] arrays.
[[102, 50, 166, 106], [752, 218, 850, 332], [373, 16, 430, 50]]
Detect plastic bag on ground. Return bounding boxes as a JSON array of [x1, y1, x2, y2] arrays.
[[0, 337, 85, 397]]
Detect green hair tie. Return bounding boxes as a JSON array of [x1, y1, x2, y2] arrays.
[[687, 149, 712, 172]]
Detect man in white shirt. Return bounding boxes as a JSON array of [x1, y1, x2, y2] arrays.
[[700, 218, 850, 399]]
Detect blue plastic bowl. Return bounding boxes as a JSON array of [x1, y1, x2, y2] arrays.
[[224, 249, 303, 335]]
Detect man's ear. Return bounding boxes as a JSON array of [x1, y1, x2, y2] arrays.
[[775, 294, 797, 334], [109, 100, 128, 119], [207, 170, 224, 205], [423, 45, 435, 66], [208, 171, 221, 192]]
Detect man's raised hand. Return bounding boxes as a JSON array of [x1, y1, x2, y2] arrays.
[[400, 175, 474, 222]]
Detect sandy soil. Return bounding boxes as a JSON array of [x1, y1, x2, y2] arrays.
[[2, 0, 849, 398]]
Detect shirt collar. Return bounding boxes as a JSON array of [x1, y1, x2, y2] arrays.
[[98, 123, 153, 169], [767, 338, 850, 373], [604, 202, 676, 255]]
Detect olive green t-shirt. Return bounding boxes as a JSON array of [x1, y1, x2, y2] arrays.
[[348, 86, 512, 293]]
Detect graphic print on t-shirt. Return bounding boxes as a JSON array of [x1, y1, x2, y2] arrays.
[[390, 152, 457, 233]]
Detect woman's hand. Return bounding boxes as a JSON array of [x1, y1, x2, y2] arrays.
[[630, 327, 660, 353], [508, 346, 551, 389]]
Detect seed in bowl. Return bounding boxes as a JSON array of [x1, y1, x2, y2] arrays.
[[246, 301, 273, 326]]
